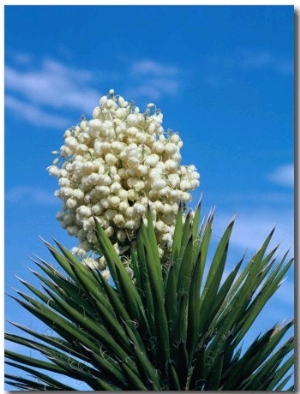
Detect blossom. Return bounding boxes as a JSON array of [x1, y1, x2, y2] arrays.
[[48, 89, 200, 274]]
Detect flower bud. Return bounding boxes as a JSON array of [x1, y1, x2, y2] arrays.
[[101, 269, 111, 281], [117, 229, 127, 242], [77, 206, 92, 217], [47, 165, 60, 177], [153, 141, 165, 154], [66, 198, 77, 209], [92, 203, 103, 215], [114, 214, 126, 227], [133, 203, 146, 215], [152, 179, 166, 190], [127, 114, 139, 126], [165, 159, 177, 172], [145, 154, 159, 167], [105, 153, 118, 165], [82, 257, 100, 270], [108, 195, 121, 207], [105, 226, 114, 237], [125, 220, 137, 229]]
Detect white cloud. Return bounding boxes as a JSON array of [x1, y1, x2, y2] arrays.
[[207, 49, 293, 76], [214, 208, 294, 334], [6, 186, 59, 206], [272, 277, 294, 308], [213, 209, 294, 257], [131, 60, 179, 76], [5, 53, 183, 128], [127, 60, 181, 100], [5, 59, 101, 113], [9, 50, 33, 65], [268, 163, 294, 188], [126, 78, 180, 101], [197, 188, 293, 210], [240, 49, 274, 69], [5, 95, 71, 129], [239, 49, 293, 75]]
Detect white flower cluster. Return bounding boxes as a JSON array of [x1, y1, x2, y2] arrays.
[[48, 89, 200, 270]]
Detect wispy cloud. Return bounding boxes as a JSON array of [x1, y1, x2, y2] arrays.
[[5, 53, 183, 128], [238, 49, 293, 75], [126, 59, 182, 100], [268, 163, 294, 188], [131, 60, 179, 76], [205, 48, 293, 88], [212, 208, 294, 257], [5, 95, 71, 129], [208, 48, 293, 75], [5, 186, 59, 206], [9, 49, 33, 65], [273, 277, 294, 308], [213, 207, 294, 329], [5, 58, 101, 113]]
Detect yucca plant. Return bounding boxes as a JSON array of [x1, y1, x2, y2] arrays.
[[5, 201, 294, 391]]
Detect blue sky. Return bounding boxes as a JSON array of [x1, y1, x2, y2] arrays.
[[4, 4, 294, 390]]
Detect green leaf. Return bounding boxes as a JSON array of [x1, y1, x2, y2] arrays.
[[139, 222, 170, 370], [164, 262, 178, 335], [171, 202, 184, 264], [173, 235, 194, 344], [7, 295, 126, 386], [94, 219, 149, 329], [6, 321, 90, 362], [5, 207, 294, 391], [198, 216, 235, 337], [192, 198, 202, 240], [5, 373, 67, 391]]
